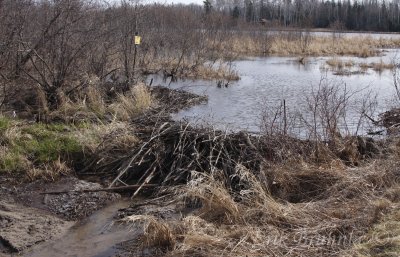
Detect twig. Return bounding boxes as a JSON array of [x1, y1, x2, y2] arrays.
[[362, 111, 378, 124], [40, 184, 158, 195]]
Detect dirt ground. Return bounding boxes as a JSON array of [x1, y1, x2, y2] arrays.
[[0, 176, 121, 255], [0, 197, 73, 254], [0, 85, 209, 257]]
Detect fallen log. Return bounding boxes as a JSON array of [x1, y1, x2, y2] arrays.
[[40, 184, 158, 195]]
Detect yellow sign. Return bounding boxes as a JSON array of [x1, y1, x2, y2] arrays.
[[134, 36, 141, 45]]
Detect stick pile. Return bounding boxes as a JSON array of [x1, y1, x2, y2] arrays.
[[94, 122, 264, 194]]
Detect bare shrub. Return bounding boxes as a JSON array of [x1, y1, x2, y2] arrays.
[[303, 77, 347, 141], [17, 1, 97, 110], [260, 99, 300, 137], [260, 75, 377, 165], [299, 76, 371, 141]]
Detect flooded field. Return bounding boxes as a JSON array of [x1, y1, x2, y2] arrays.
[[150, 48, 400, 136]]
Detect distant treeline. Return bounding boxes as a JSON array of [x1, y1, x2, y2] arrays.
[[207, 0, 400, 32]]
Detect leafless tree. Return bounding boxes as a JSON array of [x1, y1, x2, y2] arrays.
[[0, 0, 239, 113], [15, 1, 98, 110]]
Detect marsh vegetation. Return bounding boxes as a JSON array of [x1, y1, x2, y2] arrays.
[[1, 1, 400, 257]]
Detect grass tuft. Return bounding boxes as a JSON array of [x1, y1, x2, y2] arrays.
[[0, 149, 29, 173], [0, 116, 10, 132], [326, 58, 355, 69], [109, 83, 153, 121], [120, 215, 176, 252], [183, 171, 241, 224]]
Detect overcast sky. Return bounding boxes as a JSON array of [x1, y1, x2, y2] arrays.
[[151, 0, 203, 5], [107, 0, 204, 6]]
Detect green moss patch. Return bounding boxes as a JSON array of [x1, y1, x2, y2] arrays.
[[16, 123, 82, 164], [0, 116, 10, 133]]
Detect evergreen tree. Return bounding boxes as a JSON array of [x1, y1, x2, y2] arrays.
[[204, 0, 212, 15], [232, 5, 240, 19]]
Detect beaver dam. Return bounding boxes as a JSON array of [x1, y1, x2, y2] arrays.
[[1, 48, 400, 256], [1, 1, 400, 255], [0, 83, 399, 257], [77, 118, 400, 257]]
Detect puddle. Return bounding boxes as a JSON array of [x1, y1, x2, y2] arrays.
[[24, 200, 136, 257]]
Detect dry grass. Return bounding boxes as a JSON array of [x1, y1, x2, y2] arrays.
[[224, 34, 400, 57], [120, 215, 176, 252], [118, 139, 400, 257], [347, 205, 400, 257], [109, 83, 153, 121], [359, 60, 395, 72], [141, 55, 240, 81], [85, 84, 107, 115], [74, 120, 138, 152], [270, 36, 382, 57], [0, 117, 82, 181], [50, 85, 106, 123], [183, 171, 241, 224], [184, 63, 240, 81], [323, 58, 394, 75], [0, 80, 152, 181], [326, 58, 355, 69], [26, 158, 72, 181], [51, 82, 153, 123], [0, 116, 141, 181]]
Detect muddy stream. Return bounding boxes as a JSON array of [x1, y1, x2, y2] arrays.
[[23, 200, 135, 257]]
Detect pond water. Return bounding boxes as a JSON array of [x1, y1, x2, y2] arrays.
[[306, 31, 400, 40], [149, 49, 400, 137], [248, 29, 400, 40]]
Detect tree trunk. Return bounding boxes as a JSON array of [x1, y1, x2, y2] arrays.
[[45, 87, 60, 112]]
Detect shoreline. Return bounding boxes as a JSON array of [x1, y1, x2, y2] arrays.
[[0, 83, 399, 256]]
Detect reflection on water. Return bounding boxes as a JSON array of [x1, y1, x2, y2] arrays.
[[149, 49, 399, 136]]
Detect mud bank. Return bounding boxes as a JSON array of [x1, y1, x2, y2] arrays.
[[0, 177, 121, 255], [0, 198, 72, 254], [0, 85, 206, 256]]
